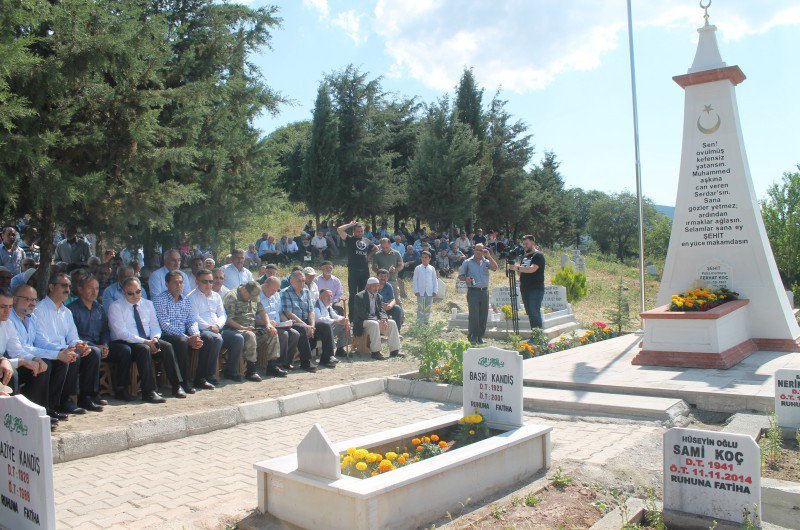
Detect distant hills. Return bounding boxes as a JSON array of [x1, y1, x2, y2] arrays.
[[655, 205, 675, 220]]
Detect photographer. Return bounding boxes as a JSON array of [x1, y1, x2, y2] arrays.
[[508, 235, 545, 329]]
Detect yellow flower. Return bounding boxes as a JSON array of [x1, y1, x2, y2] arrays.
[[354, 449, 369, 460], [347, 447, 356, 456], [341, 463, 347, 470], [378, 460, 393, 473], [355, 462, 367, 471], [342, 456, 354, 467], [469, 430, 475, 435], [474, 407, 479, 413], [385, 452, 397, 461], [402, 453, 409, 458]]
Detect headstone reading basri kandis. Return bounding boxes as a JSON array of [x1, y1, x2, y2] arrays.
[[0, 395, 56, 529], [775, 369, 800, 429], [462, 346, 523, 429], [663, 427, 760, 525]]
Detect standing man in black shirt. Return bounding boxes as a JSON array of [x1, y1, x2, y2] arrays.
[[337, 221, 376, 315], [508, 235, 546, 329]]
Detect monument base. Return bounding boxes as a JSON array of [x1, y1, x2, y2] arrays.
[[633, 300, 800, 369]]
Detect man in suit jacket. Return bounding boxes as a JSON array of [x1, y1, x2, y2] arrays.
[[351, 277, 402, 361]]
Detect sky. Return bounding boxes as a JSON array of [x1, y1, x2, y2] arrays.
[[246, 0, 800, 206]]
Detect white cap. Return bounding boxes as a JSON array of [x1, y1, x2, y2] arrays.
[[302, 266, 317, 276], [366, 277, 379, 285]]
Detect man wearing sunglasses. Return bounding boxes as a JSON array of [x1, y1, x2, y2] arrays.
[[108, 277, 176, 402], [188, 269, 237, 382], [154, 271, 218, 393], [102, 266, 148, 314]]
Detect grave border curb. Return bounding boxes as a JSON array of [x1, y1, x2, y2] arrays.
[[51, 377, 388, 463]]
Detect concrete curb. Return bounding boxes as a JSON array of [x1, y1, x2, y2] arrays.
[[588, 497, 646, 530], [385, 376, 463, 405], [762, 476, 800, 529], [52, 377, 388, 464]]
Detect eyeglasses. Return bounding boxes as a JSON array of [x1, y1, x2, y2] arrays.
[[198, 279, 214, 284], [14, 295, 37, 303], [56, 282, 71, 288], [125, 289, 142, 296]]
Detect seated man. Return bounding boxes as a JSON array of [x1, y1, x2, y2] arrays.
[[310, 232, 328, 261], [34, 273, 101, 415], [402, 245, 420, 280], [303, 266, 320, 305], [120, 238, 144, 269], [0, 266, 12, 292], [153, 271, 219, 393], [212, 267, 230, 297], [259, 277, 309, 372], [185, 254, 205, 286], [1, 288, 53, 425], [281, 270, 337, 368], [435, 248, 452, 276], [223, 282, 284, 379], [315, 288, 350, 358], [9, 258, 36, 293], [244, 244, 260, 269], [391, 235, 405, 255], [448, 243, 466, 266], [54, 227, 92, 266], [352, 278, 402, 360], [189, 269, 244, 382], [256, 263, 279, 284], [103, 265, 149, 314], [377, 269, 404, 331], [108, 277, 173, 402], [68, 275, 136, 402], [284, 236, 301, 262], [314, 261, 344, 315], [149, 249, 191, 298], [222, 249, 255, 290], [258, 236, 284, 264], [1, 226, 25, 275]]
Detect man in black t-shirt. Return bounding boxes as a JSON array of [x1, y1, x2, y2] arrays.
[[337, 221, 376, 315], [508, 235, 546, 329]]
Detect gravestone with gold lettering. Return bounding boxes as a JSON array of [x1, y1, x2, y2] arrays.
[[462, 346, 523, 429], [0, 395, 55, 529]]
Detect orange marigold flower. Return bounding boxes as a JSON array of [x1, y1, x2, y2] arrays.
[[423, 436, 430, 443], [378, 459, 392, 473], [430, 435, 439, 442], [411, 438, 420, 446], [416, 446, 423, 451], [438, 441, 447, 448], [398, 456, 406, 464]]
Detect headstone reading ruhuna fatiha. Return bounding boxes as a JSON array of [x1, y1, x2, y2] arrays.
[[0, 395, 55, 530], [775, 369, 800, 429], [663, 427, 760, 525], [463, 346, 523, 429]]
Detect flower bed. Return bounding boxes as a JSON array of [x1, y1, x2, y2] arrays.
[[669, 287, 738, 311], [340, 411, 494, 479], [512, 322, 617, 358]]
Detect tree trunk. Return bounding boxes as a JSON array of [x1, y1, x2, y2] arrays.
[[315, 213, 320, 230], [415, 217, 421, 231], [36, 211, 56, 297], [370, 215, 376, 234]]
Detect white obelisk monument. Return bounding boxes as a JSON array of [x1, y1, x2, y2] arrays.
[[635, 4, 800, 368]]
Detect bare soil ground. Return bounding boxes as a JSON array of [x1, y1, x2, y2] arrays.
[[762, 437, 800, 482]]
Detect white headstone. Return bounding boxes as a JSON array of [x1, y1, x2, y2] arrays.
[[775, 369, 800, 429], [490, 286, 522, 310], [434, 278, 447, 300], [455, 280, 468, 294], [575, 257, 586, 273], [0, 396, 55, 529], [462, 346, 523, 429], [656, 21, 800, 344], [646, 264, 658, 276], [296, 423, 340, 480], [561, 254, 569, 268], [542, 285, 568, 311], [663, 427, 760, 524]]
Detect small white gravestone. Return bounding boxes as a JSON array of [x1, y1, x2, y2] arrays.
[[296, 423, 340, 480], [646, 264, 658, 276], [463, 346, 523, 429], [575, 257, 587, 273], [0, 395, 55, 529], [542, 285, 568, 311], [775, 369, 800, 429], [455, 280, 468, 294], [698, 262, 732, 290], [434, 278, 447, 300], [561, 254, 569, 269], [663, 427, 760, 524]]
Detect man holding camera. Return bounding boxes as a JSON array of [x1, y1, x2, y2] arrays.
[[457, 244, 498, 344], [508, 235, 546, 329]]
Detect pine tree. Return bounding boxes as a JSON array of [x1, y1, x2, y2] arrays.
[[303, 83, 339, 226], [528, 151, 568, 245], [454, 68, 485, 141]]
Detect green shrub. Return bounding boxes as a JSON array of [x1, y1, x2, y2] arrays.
[[604, 277, 632, 333], [553, 265, 587, 303]]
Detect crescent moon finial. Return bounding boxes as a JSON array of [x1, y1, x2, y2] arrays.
[[700, 0, 712, 26]]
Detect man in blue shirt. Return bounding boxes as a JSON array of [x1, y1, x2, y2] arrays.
[[457, 244, 498, 344], [260, 277, 306, 371], [281, 270, 337, 368], [69, 275, 137, 402], [154, 271, 219, 394], [377, 269, 404, 331]]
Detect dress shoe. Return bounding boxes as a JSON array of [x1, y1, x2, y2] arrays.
[[48, 410, 69, 421], [389, 350, 405, 358], [300, 361, 317, 373], [93, 396, 109, 406], [114, 388, 137, 402], [78, 397, 104, 412], [371, 352, 387, 360], [284, 363, 295, 370], [319, 359, 337, 368], [181, 384, 196, 394], [225, 373, 245, 382], [172, 386, 187, 398], [143, 391, 166, 404], [59, 400, 87, 415], [326, 356, 340, 365], [49, 417, 59, 430], [194, 379, 215, 390], [206, 377, 220, 385], [334, 347, 347, 358], [267, 366, 288, 378], [244, 371, 262, 382]]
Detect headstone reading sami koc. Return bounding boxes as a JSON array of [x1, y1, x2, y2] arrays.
[[463, 346, 523, 430], [663, 427, 760, 525], [775, 369, 800, 429], [0, 395, 55, 529]]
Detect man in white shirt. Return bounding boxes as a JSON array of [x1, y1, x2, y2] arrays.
[[212, 267, 230, 297], [108, 277, 176, 403], [303, 266, 320, 305], [35, 273, 102, 415], [315, 289, 350, 358], [413, 251, 438, 325], [311, 233, 328, 261], [222, 249, 254, 290], [149, 249, 191, 298], [189, 269, 245, 382], [120, 238, 144, 269], [103, 266, 149, 314], [1, 289, 52, 423]]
